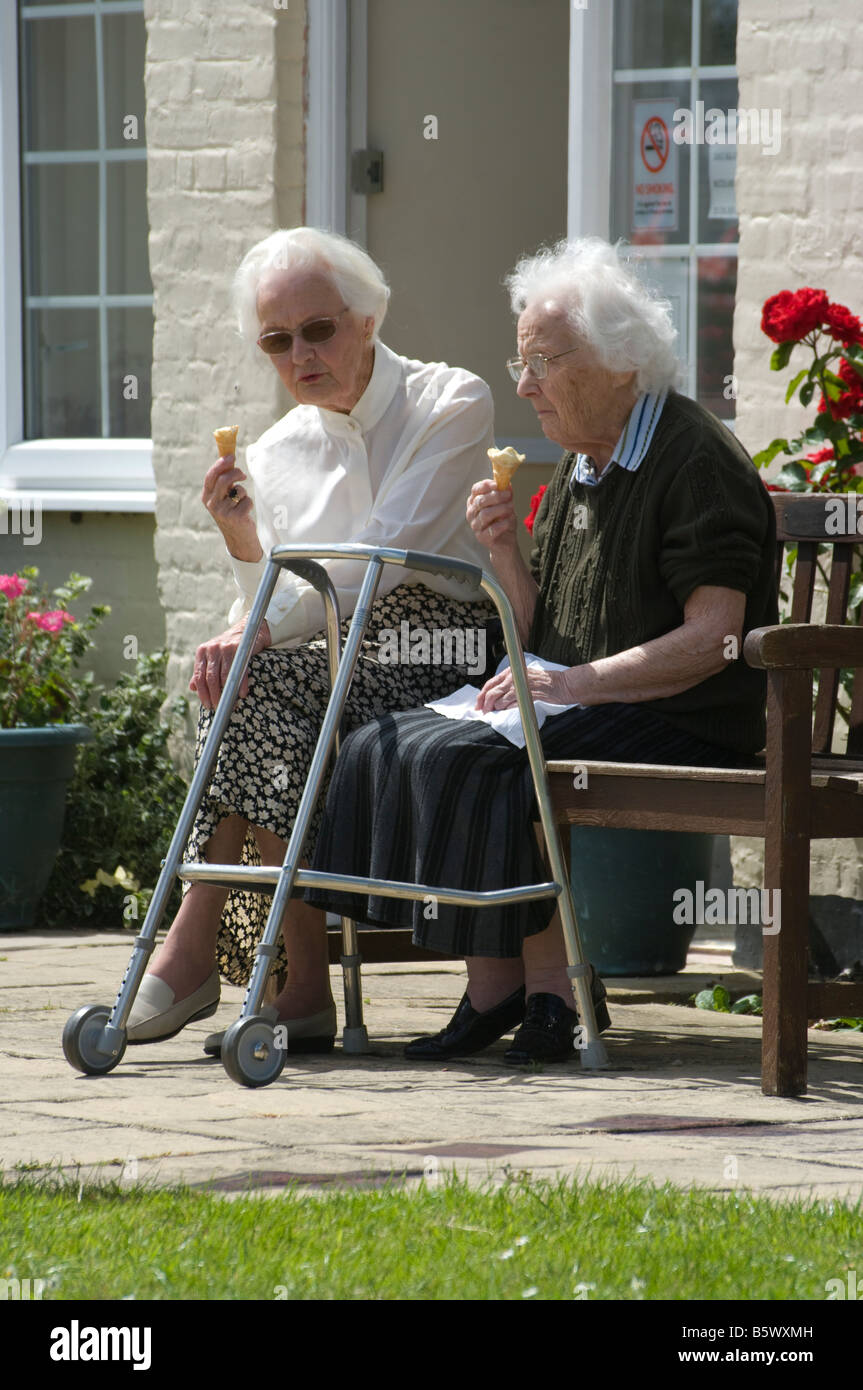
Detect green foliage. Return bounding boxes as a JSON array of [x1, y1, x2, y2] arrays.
[[693, 985, 731, 1013], [730, 993, 763, 1016], [39, 651, 189, 928]]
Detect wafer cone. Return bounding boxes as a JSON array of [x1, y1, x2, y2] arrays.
[[213, 424, 239, 457], [488, 445, 525, 490]]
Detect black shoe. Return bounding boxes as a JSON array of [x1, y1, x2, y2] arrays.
[[404, 986, 526, 1060], [505, 992, 580, 1065], [504, 966, 611, 1065]]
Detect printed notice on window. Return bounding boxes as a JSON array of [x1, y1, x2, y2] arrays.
[[633, 99, 679, 232], [708, 143, 737, 220]]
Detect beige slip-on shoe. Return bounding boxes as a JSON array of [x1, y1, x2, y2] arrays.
[[126, 970, 220, 1044], [203, 1002, 337, 1058]]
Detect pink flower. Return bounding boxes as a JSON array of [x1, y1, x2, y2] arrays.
[[0, 574, 27, 600], [26, 609, 76, 633]]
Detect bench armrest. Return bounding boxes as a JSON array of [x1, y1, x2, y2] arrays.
[[744, 623, 863, 670]]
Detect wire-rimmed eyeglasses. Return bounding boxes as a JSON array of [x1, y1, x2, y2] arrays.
[[506, 346, 580, 384]]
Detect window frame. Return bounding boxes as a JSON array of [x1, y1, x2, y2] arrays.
[[0, 0, 154, 513], [568, 0, 739, 421]]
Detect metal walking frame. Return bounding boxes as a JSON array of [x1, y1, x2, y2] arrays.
[[63, 544, 609, 1087]]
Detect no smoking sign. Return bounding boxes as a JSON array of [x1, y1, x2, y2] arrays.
[[633, 99, 678, 231]]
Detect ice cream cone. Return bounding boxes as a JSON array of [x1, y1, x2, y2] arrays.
[[488, 445, 525, 490], [213, 424, 239, 457]]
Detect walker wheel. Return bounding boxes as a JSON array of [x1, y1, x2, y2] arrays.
[[221, 1016, 286, 1089], [62, 1005, 126, 1076]]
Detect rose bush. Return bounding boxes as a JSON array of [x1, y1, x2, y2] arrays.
[[754, 288, 863, 494], [0, 567, 108, 727]]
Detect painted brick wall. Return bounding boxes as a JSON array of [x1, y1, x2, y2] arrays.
[[732, 0, 863, 895], [733, 0, 863, 458], [143, 0, 305, 767]]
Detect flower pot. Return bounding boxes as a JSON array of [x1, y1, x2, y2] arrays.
[[570, 826, 717, 976], [0, 725, 91, 930]]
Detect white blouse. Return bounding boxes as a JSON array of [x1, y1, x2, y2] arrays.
[[227, 341, 494, 648]]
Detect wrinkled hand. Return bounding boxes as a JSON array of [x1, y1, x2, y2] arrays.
[[466, 478, 517, 552], [189, 618, 271, 709], [475, 662, 577, 712], [202, 453, 262, 561]]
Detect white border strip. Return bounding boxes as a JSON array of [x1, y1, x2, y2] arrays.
[[306, 0, 348, 233], [567, 0, 613, 238]]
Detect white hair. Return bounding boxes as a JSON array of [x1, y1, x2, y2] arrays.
[[505, 237, 680, 392], [232, 227, 391, 345]]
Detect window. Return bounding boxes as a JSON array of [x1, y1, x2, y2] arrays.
[[20, 0, 152, 438], [0, 1, 154, 509], [610, 0, 739, 420]]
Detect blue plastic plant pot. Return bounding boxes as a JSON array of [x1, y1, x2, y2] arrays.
[[570, 826, 717, 976], [0, 725, 91, 929]]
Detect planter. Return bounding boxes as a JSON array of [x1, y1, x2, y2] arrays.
[[570, 826, 717, 976], [0, 725, 91, 930], [733, 894, 863, 976]]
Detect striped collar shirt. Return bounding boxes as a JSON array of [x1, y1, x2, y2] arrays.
[[570, 387, 668, 488]]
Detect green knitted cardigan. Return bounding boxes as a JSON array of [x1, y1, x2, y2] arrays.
[[526, 389, 778, 755]]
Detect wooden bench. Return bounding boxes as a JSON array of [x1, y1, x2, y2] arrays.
[[327, 494, 863, 1096], [548, 492, 863, 1097]]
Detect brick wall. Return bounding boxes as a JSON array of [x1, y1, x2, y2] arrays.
[[143, 0, 306, 767], [733, 0, 863, 458], [732, 0, 863, 895]]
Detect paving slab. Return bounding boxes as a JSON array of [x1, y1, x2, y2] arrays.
[[1, 929, 862, 1200]]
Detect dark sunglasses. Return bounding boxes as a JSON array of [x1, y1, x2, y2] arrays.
[[256, 307, 349, 356]]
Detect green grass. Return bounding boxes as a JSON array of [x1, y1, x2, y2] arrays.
[[1, 1171, 860, 1301]]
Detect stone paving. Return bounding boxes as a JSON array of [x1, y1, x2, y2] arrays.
[[2, 930, 863, 1201]]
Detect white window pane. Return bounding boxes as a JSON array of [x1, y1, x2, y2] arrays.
[[21, 15, 98, 151], [613, 0, 691, 68], [107, 162, 152, 296], [24, 163, 99, 296], [25, 308, 100, 438], [103, 12, 148, 146], [108, 308, 153, 439]]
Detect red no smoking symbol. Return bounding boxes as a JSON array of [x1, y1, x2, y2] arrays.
[[640, 115, 670, 173]]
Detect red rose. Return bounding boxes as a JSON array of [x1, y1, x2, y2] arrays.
[[823, 302, 863, 346], [806, 445, 835, 464], [524, 485, 547, 534], [818, 355, 863, 419], [761, 288, 829, 343]]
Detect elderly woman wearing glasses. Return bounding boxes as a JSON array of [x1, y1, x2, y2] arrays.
[[305, 236, 778, 1064], [127, 227, 495, 1048]]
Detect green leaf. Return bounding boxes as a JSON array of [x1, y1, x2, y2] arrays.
[[731, 994, 763, 1015], [694, 986, 731, 1013], [784, 369, 808, 403], [752, 438, 790, 469], [799, 380, 815, 407], [770, 341, 796, 371], [775, 462, 810, 492]]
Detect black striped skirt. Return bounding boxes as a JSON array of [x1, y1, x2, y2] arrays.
[[304, 702, 746, 957]]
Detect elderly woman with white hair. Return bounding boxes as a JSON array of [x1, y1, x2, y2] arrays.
[[127, 227, 496, 1048], [305, 236, 778, 1064]]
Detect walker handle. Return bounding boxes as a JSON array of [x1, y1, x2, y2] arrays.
[[402, 550, 483, 586]]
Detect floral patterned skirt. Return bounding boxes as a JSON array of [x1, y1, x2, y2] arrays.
[[182, 582, 496, 986]]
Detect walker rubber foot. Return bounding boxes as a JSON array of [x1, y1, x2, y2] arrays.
[[342, 1025, 370, 1054], [578, 1039, 610, 1070]]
